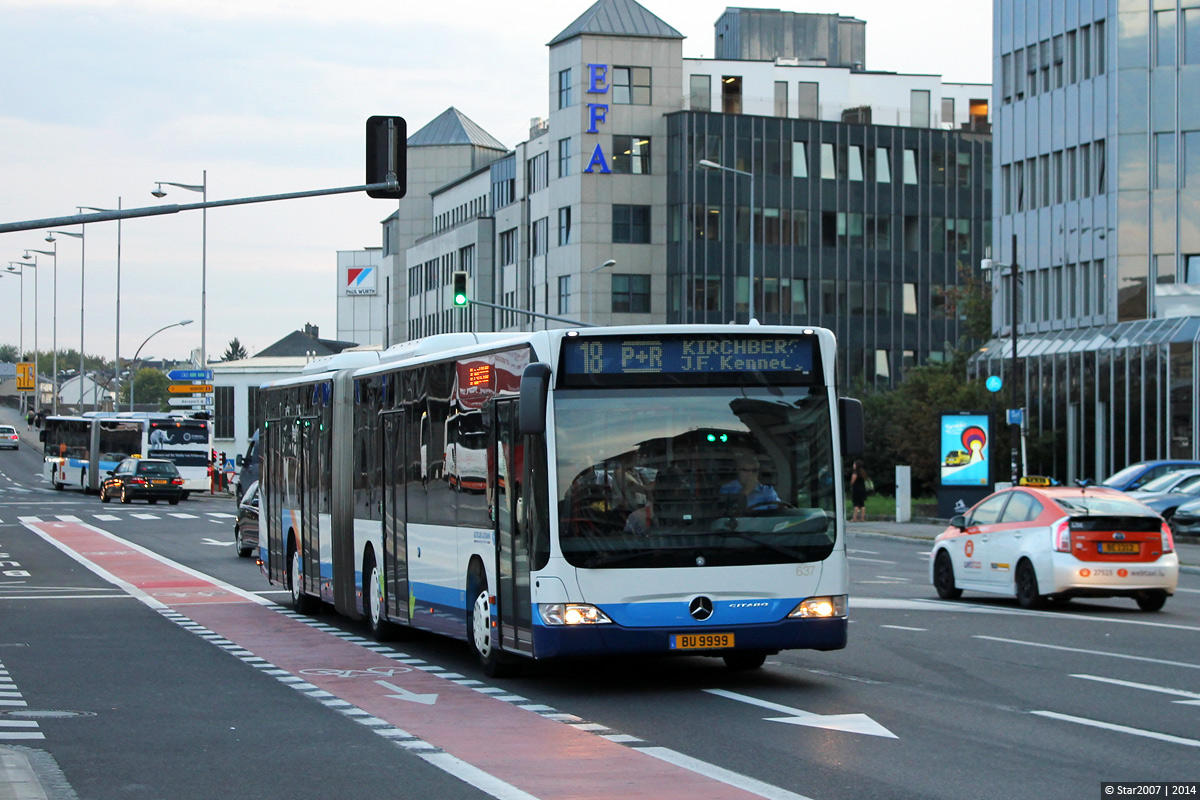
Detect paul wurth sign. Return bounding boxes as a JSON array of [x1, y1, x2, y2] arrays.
[[346, 266, 377, 295]]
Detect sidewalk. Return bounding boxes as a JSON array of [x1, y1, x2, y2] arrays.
[[848, 518, 1200, 572]]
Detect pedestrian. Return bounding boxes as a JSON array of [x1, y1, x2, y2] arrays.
[[219, 452, 229, 491], [850, 459, 869, 522], [25, 411, 33, 430]]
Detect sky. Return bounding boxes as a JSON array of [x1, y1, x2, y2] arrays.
[[0, 0, 991, 364]]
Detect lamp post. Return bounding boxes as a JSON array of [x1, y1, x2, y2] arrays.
[[2, 266, 24, 413], [79, 200, 121, 411], [24, 245, 57, 414], [587, 259, 617, 323], [7, 262, 38, 414], [152, 173, 206, 368], [982, 233, 1023, 485], [129, 319, 192, 411], [47, 228, 86, 411], [698, 158, 756, 322]]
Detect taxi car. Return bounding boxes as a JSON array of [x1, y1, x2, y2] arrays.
[[100, 458, 185, 505], [929, 485, 1178, 611], [0, 425, 18, 450]]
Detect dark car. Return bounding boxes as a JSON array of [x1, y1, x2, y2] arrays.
[[234, 480, 259, 558], [236, 429, 259, 503], [1101, 460, 1200, 492], [1168, 495, 1200, 536], [1126, 471, 1200, 521], [100, 458, 185, 505]]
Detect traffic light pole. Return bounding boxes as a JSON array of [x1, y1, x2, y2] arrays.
[[466, 298, 595, 327]]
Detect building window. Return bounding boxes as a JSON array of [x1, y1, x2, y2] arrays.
[[558, 206, 571, 246], [1157, 11, 1177, 67], [530, 217, 548, 258], [558, 275, 571, 314], [1156, 133, 1177, 189], [875, 147, 891, 182], [459, 244, 475, 276], [1014, 48, 1025, 99], [903, 283, 918, 315], [1081, 25, 1091, 79], [910, 90, 931, 128], [941, 97, 954, 126], [558, 68, 572, 109], [1067, 31, 1078, 82], [612, 135, 651, 174], [499, 228, 517, 266], [797, 82, 819, 119], [774, 81, 788, 117], [821, 143, 836, 179], [792, 142, 809, 178], [1002, 53, 1013, 103], [526, 152, 549, 193], [689, 74, 711, 111], [611, 274, 650, 313], [1053, 35, 1065, 88], [246, 386, 262, 437], [612, 66, 650, 104], [903, 148, 918, 184], [722, 76, 742, 114], [558, 137, 571, 178], [612, 205, 651, 244], [847, 145, 864, 180], [1186, 10, 1200, 64], [214, 386, 234, 440]]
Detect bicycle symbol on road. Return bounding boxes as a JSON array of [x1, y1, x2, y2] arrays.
[[299, 666, 413, 678]]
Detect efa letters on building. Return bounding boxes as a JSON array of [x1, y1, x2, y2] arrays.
[[585, 63, 612, 174]]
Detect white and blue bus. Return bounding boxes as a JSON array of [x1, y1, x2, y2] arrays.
[[258, 326, 863, 675], [41, 412, 213, 495]]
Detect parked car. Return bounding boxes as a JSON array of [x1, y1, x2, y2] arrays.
[[1101, 459, 1200, 492], [233, 480, 259, 558], [1167, 495, 1200, 536], [930, 485, 1179, 611], [1125, 472, 1200, 521], [0, 425, 17, 450], [100, 458, 185, 505], [1125, 468, 1200, 498]]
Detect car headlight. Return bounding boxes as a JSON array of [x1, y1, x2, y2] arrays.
[[538, 603, 613, 625], [787, 595, 848, 619]]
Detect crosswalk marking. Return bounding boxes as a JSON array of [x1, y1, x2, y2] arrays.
[[55, 515, 83, 523], [95, 514, 120, 521], [131, 513, 160, 520], [11, 511, 236, 525], [169, 513, 199, 519]]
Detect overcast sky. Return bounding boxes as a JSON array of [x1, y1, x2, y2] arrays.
[[0, 0, 991, 364]]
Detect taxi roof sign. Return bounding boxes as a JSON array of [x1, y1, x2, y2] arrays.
[[1018, 475, 1053, 486]]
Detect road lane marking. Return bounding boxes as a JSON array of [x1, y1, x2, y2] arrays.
[[846, 549, 880, 555], [975, 636, 1200, 670], [1071, 673, 1200, 704], [704, 688, 897, 738], [880, 625, 926, 631], [1175, 587, 1200, 594], [847, 556, 896, 564], [856, 597, 1200, 631], [1031, 710, 1200, 747], [638, 748, 817, 800]]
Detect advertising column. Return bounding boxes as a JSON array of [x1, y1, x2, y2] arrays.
[[937, 411, 992, 518]]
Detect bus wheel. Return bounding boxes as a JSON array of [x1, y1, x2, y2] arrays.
[[722, 651, 768, 670], [365, 553, 397, 642], [467, 572, 516, 678], [53, 480, 63, 491], [289, 547, 319, 615]]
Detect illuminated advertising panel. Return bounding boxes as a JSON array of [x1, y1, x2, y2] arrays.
[[940, 413, 990, 487]]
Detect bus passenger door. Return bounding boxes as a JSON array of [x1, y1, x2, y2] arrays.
[[382, 411, 409, 623], [299, 417, 320, 595], [492, 400, 533, 655], [264, 420, 286, 586]]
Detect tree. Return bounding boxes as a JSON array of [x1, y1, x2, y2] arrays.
[[0, 344, 18, 362], [120, 368, 172, 411], [221, 338, 248, 362]]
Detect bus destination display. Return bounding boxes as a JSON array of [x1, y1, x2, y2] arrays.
[[562, 335, 814, 377]]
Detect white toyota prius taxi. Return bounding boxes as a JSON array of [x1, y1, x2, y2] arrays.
[[930, 485, 1179, 611]]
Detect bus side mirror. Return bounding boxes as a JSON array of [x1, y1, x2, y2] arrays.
[[38, 430, 46, 443], [839, 397, 864, 457], [519, 363, 551, 436]]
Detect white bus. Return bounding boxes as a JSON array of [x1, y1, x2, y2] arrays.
[[41, 412, 213, 495], [258, 326, 863, 676]]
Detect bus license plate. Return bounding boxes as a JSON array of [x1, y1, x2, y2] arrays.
[[1098, 542, 1139, 554], [671, 632, 734, 650]]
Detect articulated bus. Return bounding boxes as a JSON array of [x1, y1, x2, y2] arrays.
[[41, 412, 213, 495], [258, 325, 863, 675]]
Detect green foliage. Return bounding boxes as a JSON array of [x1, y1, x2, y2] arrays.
[[0, 344, 18, 362], [119, 368, 172, 411], [221, 337, 248, 362], [0, 345, 113, 374]]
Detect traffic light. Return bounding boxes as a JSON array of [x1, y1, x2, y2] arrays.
[[452, 271, 469, 306]]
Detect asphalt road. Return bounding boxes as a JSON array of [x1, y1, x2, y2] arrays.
[[1, 410, 1198, 800]]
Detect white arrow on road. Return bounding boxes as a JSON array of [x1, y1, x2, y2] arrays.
[[201, 538, 234, 547], [704, 688, 897, 738], [376, 679, 438, 705]]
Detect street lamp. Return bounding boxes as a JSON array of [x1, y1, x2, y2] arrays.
[[79, 201, 121, 411], [698, 159, 756, 322], [24, 245, 58, 414], [587, 259, 617, 323], [47, 228, 86, 411], [981, 233, 1023, 484], [129, 319, 193, 411], [152, 173, 206, 368], [8, 262, 39, 414]]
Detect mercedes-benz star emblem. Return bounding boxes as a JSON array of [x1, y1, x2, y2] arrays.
[[689, 596, 714, 621]]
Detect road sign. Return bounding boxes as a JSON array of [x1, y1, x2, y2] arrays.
[[1007, 408, 1024, 425], [16, 362, 35, 392], [168, 384, 213, 394], [168, 396, 214, 407], [168, 369, 213, 381]]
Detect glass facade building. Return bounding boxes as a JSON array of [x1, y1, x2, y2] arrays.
[[979, 0, 1200, 482]]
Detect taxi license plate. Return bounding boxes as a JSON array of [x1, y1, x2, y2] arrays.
[[671, 632, 734, 650], [151, 479, 169, 485], [1098, 542, 1140, 554]]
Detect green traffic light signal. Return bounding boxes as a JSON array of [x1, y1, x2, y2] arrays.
[[452, 270, 468, 307]]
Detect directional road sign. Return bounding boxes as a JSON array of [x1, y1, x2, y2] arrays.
[[16, 362, 35, 391], [168, 396, 214, 407], [168, 369, 213, 381], [168, 384, 213, 394]]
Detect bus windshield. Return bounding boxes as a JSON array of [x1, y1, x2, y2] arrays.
[[554, 386, 838, 569]]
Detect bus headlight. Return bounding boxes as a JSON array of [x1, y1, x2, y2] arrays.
[[788, 595, 847, 619], [538, 603, 613, 625]]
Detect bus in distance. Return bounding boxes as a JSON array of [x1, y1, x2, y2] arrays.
[[257, 325, 863, 676], [41, 412, 213, 495]]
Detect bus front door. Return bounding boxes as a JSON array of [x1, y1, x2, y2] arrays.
[[381, 411, 409, 623], [492, 400, 533, 655]]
